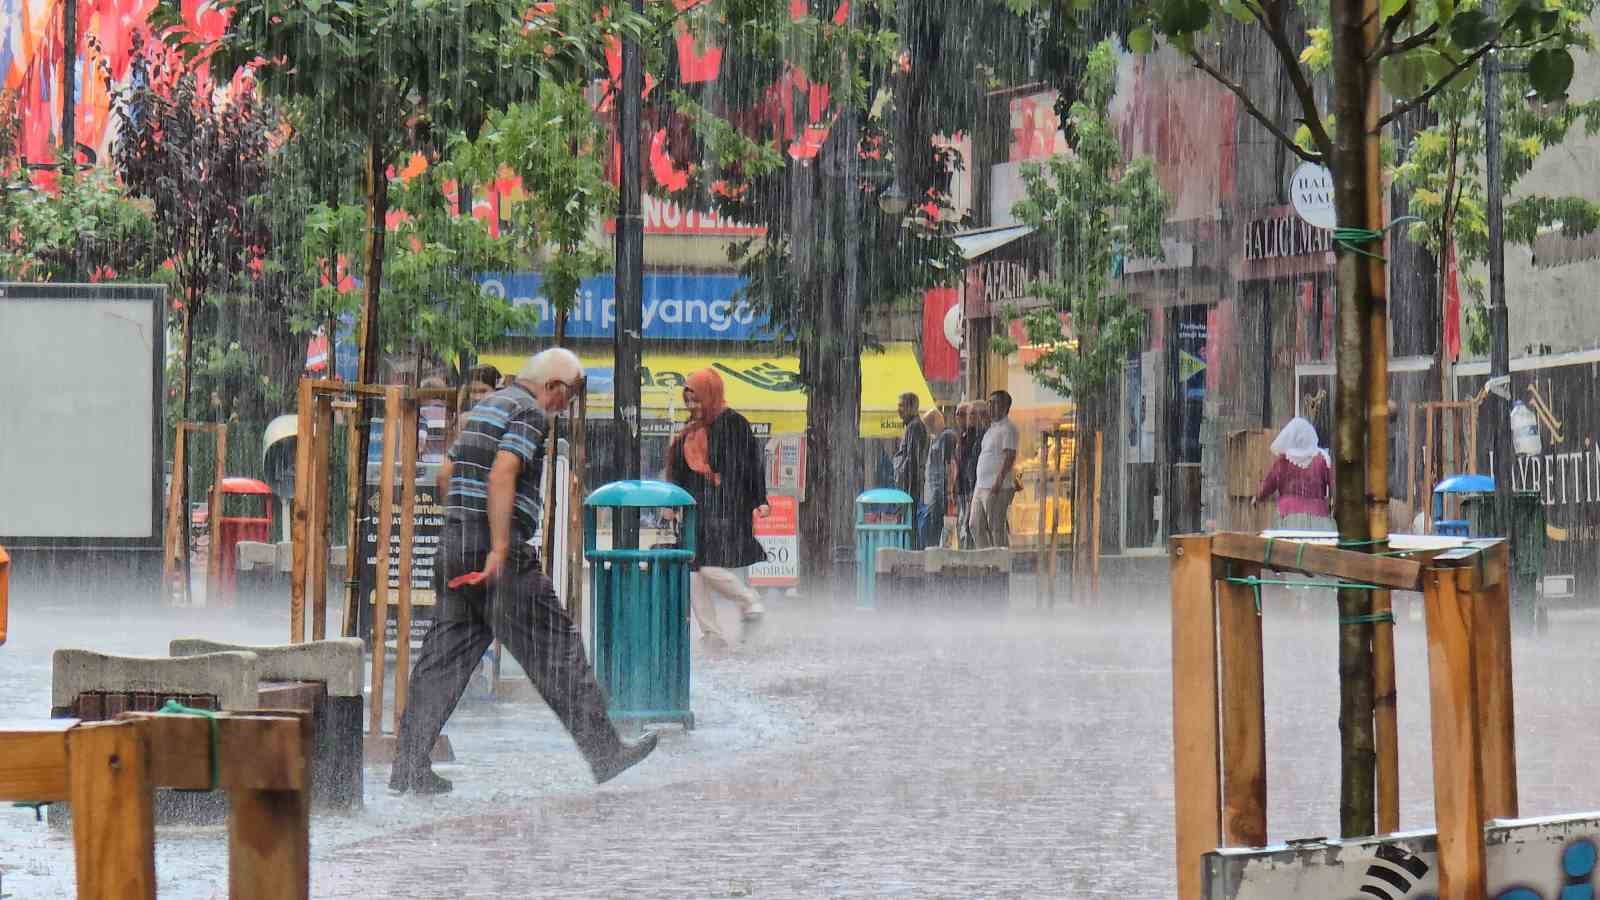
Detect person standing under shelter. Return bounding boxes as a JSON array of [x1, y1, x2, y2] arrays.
[[391, 348, 657, 795], [894, 392, 930, 549], [920, 408, 957, 550], [664, 368, 769, 650], [970, 390, 1019, 549]]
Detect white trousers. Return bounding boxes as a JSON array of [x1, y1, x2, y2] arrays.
[[691, 567, 763, 641]]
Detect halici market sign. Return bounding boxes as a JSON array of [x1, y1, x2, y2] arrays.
[[479, 272, 770, 341], [1243, 213, 1335, 261]]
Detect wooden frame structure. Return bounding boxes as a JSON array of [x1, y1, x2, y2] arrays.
[[0, 710, 311, 898], [1171, 532, 1515, 900], [287, 379, 432, 761], [162, 421, 227, 607], [1409, 400, 1481, 529]]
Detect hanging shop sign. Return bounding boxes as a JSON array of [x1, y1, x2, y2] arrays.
[[478, 271, 769, 341], [603, 195, 764, 236], [1288, 162, 1337, 229]]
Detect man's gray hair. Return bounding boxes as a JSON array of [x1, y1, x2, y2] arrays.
[[518, 348, 583, 386]]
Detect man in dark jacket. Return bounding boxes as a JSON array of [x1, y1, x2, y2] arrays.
[[390, 348, 656, 795], [665, 368, 769, 648], [893, 392, 930, 549], [953, 403, 982, 549]]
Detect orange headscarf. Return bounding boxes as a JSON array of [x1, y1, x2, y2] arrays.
[[673, 368, 728, 484]]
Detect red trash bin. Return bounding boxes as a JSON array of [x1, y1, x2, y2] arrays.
[[214, 477, 273, 607]]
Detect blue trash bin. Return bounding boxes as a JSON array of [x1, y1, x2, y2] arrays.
[[583, 480, 697, 730], [855, 488, 915, 609]]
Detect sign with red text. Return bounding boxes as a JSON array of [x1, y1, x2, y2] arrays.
[[749, 495, 798, 588]]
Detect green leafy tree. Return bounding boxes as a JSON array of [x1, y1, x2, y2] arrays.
[[467, 81, 617, 339], [1394, 63, 1600, 365], [648, 0, 1126, 576], [1135, 0, 1585, 839], [0, 147, 158, 283], [159, 0, 639, 388], [992, 40, 1168, 555]]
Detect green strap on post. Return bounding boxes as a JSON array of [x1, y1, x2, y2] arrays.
[[159, 698, 220, 792], [1333, 216, 1422, 262], [1224, 576, 1394, 626]]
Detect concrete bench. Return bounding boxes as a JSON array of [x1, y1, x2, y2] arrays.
[[170, 638, 364, 810], [51, 641, 364, 817], [874, 547, 1012, 614]]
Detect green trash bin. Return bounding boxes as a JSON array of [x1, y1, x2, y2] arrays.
[[583, 480, 696, 730], [1464, 488, 1545, 622], [855, 488, 915, 610]]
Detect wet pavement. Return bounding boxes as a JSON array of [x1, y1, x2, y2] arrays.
[[6, 586, 1600, 897]]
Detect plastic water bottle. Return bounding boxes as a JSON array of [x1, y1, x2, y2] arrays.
[[1511, 401, 1541, 457]]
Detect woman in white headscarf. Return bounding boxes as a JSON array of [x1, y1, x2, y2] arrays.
[[1253, 417, 1334, 531]]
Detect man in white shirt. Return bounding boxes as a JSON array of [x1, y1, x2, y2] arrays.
[[970, 390, 1019, 549]]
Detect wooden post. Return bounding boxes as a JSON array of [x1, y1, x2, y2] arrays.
[[310, 396, 334, 641], [369, 388, 401, 737], [1424, 408, 1437, 529], [1170, 534, 1220, 899], [1474, 542, 1518, 820], [165, 423, 191, 607], [289, 381, 315, 643], [1216, 560, 1267, 847], [568, 389, 588, 624], [67, 721, 155, 900], [393, 396, 419, 725], [1375, 585, 1399, 834], [1424, 563, 1487, 900], [1049, 431, 1063, 606], [1409, 402, 1421, 512], [340, 405, 362, 638], [1091, 430, 1103, 599], [205, 425, 227, 606], [1036, 434, 1048, 609], [227, 713, 312, 900]]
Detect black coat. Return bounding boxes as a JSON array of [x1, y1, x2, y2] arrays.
[[665, 409, 768, 569]]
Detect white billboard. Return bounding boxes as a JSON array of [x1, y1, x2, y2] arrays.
[[0, 284, 165, 545], [1205, 812, 1600, 900]]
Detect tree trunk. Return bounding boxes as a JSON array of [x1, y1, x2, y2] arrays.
[[344, 123, 389, 637], [795, 122, 863, 600], [1329, 0, 1388, 839]]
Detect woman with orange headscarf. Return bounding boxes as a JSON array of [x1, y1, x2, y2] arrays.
[[665, 368, 770, 649]]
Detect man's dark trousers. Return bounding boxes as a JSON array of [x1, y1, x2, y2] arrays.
[[393, 523, 620, 777]]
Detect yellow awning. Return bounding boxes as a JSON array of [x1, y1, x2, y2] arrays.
[[482, 342, 933, 439]]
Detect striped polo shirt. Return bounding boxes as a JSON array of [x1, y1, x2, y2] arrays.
[[446, 382, 547, 545]]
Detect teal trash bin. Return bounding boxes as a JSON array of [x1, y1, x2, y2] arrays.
[[855, 488, 915, 610], [583, 480, 697, 730]]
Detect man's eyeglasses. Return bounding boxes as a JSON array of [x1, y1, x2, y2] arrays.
[[549, 376, 586, 396]]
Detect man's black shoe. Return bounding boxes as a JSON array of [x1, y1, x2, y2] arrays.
[[591, 731, 659, 784], [389, 767, 454, 795]]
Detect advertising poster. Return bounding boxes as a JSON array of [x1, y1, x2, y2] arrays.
[[750, 495, 798, 588]]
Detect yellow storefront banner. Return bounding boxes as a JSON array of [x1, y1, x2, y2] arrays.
[[482, 342, 934, 439]]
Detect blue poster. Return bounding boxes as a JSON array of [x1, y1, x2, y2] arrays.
[[478, 272, 769, 341]]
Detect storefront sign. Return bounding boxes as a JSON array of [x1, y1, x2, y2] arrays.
[[479, 272, 769, 341], [1289, 162, 1336, 229], [1243, 214, 1334, 261], [750, 495, 798, 588], [603, 194, 764, 236]]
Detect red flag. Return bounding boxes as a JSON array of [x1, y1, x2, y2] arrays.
[[922, 288, 960, 381], [1443, 239, 1462, 361]]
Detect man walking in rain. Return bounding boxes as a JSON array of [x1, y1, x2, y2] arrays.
[[390, 348, 657, 795]]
